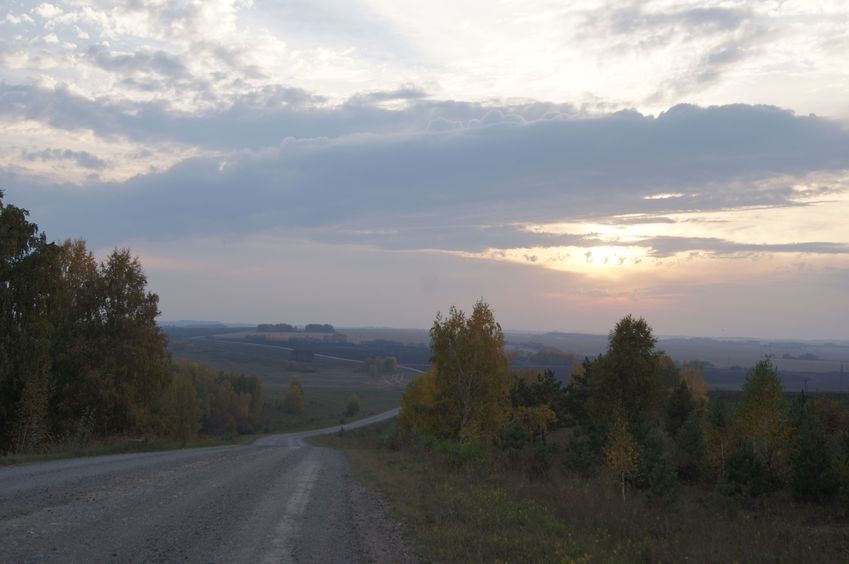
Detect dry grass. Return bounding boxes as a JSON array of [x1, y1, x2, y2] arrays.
[[316, 425, 637, 563], [509, 469, 849, 563], [318, 423, 849, 563]]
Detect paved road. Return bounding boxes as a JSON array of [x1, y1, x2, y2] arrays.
[[0, 409, 401, 563]]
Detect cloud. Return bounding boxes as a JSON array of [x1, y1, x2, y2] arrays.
[[6, 102, 849, 253], [21, 147, 106, 169], [643, 237, 849, 258], [0, 82, 578, 149], [346, 86, 429, 106], [86, 45, 190, 81], [602, 6, 750, 36]]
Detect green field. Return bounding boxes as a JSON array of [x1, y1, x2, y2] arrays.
[[168, 336, 410, 433]]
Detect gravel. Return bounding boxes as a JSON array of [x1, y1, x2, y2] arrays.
[[0, 418, 412, 563]]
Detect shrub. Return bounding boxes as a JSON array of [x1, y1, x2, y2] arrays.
[[790, 403, 838, 504], [633, 427, 677, 501], [345, 394, 361, 417], [718, 445, 775, 498], [435, 438, 489, 471]]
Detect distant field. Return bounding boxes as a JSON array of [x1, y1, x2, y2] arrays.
[[163, 325, 849, 392], [167, 336, 411, 433]]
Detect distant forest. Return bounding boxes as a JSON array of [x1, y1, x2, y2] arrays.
[[0, 192, 263, 454]]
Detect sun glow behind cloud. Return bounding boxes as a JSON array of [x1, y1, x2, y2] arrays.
[[459, 177, 849, 288]]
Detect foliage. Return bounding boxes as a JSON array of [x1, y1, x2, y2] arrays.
[[364, 356, 398, 377], [718, 444, 774, 498], [170, 359, 264, 435], [346, 393, 361, 417], [0, 193, 172, 453], [510, 369, 565, 422], [735, 359, 788, 476], [789, 396, 838, 503], [679, 361, 708, 400], [587, 315, 664, 433], [666, 379, 695, 437], [284, 377, 305, 415], [398, 369, 439, 436], [604, 413, 640, 501], [433, 437, 490, 471], [562, 358, 594, 431], [674, 408, 709, 484], [160, 372, 202, 446], [401, 300, 511, 443], [705, 393, 734, 475], [633, 427, 677, 501]]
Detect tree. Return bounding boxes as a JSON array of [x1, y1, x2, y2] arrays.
[[284, 377, 305, 415], [675, 409, 708, 483], [605, 413, 639, 501], [428, 300, 511, 442], [718, 444, 773, 498], [735, 359, 788, 475], [382, 356, 398, 374], [706, 393, 733, 475], [0, 192, 61, 453], [0, 193, 177, 451], [398, 369, 439, 435], [345, 394, 361, 417], [790, 396, 838, 503], [96, 249, 170, 433], [666, 380, 695, 437], [562, 358, 594, 430], [679, 361, 708, 400], [511, 405, 557, 443], [161, 372, 202, 446], [588, 315, 664, 433]]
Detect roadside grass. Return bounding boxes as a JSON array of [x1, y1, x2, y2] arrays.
[[317, 423, 849, 563], [314, 423, 636, 563], [0, 434, 250, 466]]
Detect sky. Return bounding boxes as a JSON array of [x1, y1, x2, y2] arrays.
[[2, 0, 849, 339]]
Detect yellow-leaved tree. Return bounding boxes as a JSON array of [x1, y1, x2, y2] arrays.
[[605, 411, 640, 501], [735, 359, 789, 474], [399, 300, 511, 443]]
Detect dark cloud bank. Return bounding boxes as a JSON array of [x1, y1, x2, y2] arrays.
[[3, 87, 849, 253]]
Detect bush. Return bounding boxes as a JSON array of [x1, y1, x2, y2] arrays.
[[561, 432, 603, 475], [675, 410, 708, 484], [496, 421, 532, 450], [718, 445, 775, 498], [435, 438, 490, 471], [345, 394, 361, 417], [633, 428, 677, 500], [501, 442, 557, 478], [791, 405, 838, 504]]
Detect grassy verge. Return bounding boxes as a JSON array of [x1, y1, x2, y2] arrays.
[[313, 423, 636, 563], [315, 424, 849, 563], [0, 434, 252, 466]]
